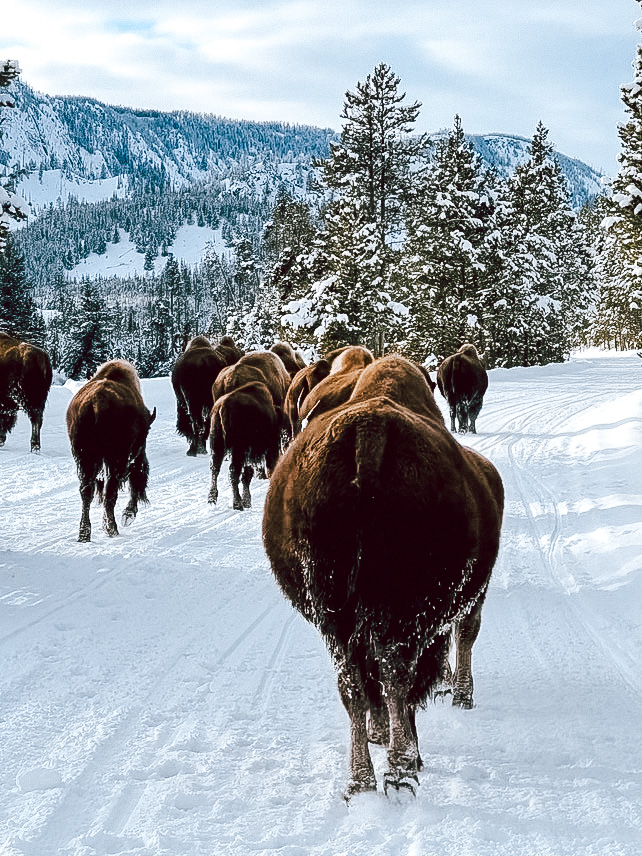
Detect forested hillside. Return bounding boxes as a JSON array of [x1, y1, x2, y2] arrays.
[[0, 67, 635, 379]]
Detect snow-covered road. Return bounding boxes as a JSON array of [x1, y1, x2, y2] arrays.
[[1, 351, 642, 855]]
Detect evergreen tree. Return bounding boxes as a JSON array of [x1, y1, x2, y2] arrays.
[[0, 61, 28, 250], [485, 123, 592, 366], [401, 116, 493, 362], [61, 279, 111, 379], [593, 11, 642, 348], [293, 63, 426, 354], [0, 235, 43, 343]]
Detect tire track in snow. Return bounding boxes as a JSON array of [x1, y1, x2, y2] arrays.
[[503, 424, 642, 700], [19, 597, 282, 855]]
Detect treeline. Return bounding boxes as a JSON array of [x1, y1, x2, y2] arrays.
[[4, 61, 642, 377], [233, 66, 596, 368]]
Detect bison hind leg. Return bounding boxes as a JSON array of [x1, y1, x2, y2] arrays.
[[456, 400, 469, 433], [208, 427, 225, 504], [0, 401, 19, 447], [241, 464, 253, 508], [229, 448, 246, 510], [337, 664, 377, 800], [122, 450, 150, 527], [101, 471, 121, 537]]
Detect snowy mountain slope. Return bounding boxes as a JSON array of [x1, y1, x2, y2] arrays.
[[2, 82, 603, 215], [1, 351, 641, 855], [2, 81, 334, 190], [468, 133, 605, 209], [67, 224, 231, 281]]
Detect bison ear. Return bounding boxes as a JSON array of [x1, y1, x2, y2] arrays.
[[149, 407, 157, 426]]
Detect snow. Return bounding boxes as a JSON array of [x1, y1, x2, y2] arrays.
[[17, 171, 128, 213], [2, 349, 642, 854], [67, 224, 225, 279]]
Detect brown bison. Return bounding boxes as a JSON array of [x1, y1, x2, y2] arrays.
[[437, 344, 488, 434], [270, 342, 307, 378], [171, 336, 242, 455], [284, 359, 331, 438], [298, 366, 364, 429], [327, 345, 374, 374], [295, 346, 374, 430], [263, 355, 503, 799], [0, 331, 52, 452], [208, 381, 283, 510], [213, 351, 290, 411], [67, 360, 156, 542]]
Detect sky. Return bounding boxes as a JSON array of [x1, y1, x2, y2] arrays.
[[2, 0, 641, 174]]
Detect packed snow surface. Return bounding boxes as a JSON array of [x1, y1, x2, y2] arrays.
[[1, 350, 642, 855]]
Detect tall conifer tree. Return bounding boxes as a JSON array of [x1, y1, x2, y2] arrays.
[[593, 11, 642, 348], [402, 116, 493, 362]]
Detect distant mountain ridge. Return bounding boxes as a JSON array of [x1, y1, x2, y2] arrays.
[[2, 80, 334, 193], [1, 81, 604, 213]]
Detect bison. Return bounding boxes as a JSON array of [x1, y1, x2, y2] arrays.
[[327, 344, 374, 374], [284, 359, 331, 439], [66, 360, 156, 542], [270, 342, 306, 378], [0, 331, 52, 452], [437, 344, 488, 434], [208, 380, 283, 510], [171, 336, 241, 455], [213, 350, 290, 412], [295, 346, 374, 430], [263, 355, 503, 799]]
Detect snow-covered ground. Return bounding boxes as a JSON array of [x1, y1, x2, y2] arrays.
[[66, 224, 229, 281], [1, 350, 642, 856]]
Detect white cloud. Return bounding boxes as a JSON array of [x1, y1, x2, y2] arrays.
[[1, 0, 639, 171]]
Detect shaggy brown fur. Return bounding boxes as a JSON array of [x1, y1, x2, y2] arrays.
[[328, 345, 374, 374], [263, 355, 503, 799], [0, 331, 52, 452], [227, 351, 291, 410], [67, 360, 156, 542], [208, 381, 282, 510], [171, 336, 240, 455], [270, 342, 307, 378], [216, 337, 245, 365], [284, 359, 331, 438], [437, 344, 488, 434], [297, 367, 364, 428]]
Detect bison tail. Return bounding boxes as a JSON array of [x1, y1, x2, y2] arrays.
[[349, 413, 389, 497]]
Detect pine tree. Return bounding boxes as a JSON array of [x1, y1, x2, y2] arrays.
[[0, 235, 43, 343], [0, 61, 28, 250], [61, 279, 111, 379], [486, 123, 592, 366], [593, 11, 642, 348], [401, 116, 493, 362], [296, 63, 426, 354]]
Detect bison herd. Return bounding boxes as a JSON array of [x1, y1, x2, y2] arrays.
[[1, 329, 501, 800]]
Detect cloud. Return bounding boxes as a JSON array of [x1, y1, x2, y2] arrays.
[[1, 0, 639, 171]]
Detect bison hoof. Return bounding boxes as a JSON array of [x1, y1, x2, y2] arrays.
[[121, 510, 136, 527], [343, 777, 377, 803], [242, 495, 252, 509], [453, 687, 474, 709], [186, 448, 198, 457], [232, 498, 244, 511], [31, 445, 41, 454], [207, 491, 218, 505], [432, 682, 453, 703], [78, 531, 91, 543], [383, 772, 419, 799]]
